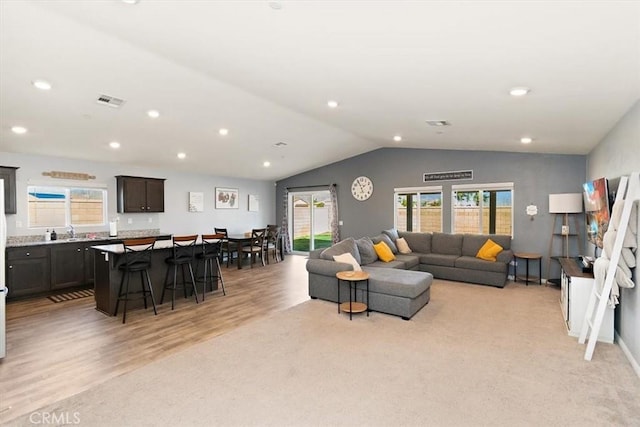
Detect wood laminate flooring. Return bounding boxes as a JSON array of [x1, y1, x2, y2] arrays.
[[0, 255, 310, 424]]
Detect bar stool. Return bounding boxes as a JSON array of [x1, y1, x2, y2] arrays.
[[160, 235, 199, 310], [114, 237, 157, 324], [195, 233, 226, 300]]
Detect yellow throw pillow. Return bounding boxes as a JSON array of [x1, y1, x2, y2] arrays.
[[476, 239, 504, 262], [374, 241, 396, 262]]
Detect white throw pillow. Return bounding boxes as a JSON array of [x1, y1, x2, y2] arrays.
[[396, 237, 412, 254], [333, 252, 362, 271]]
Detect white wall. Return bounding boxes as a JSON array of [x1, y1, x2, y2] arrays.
[[1, 151, 275, 237], [587, 99, 640, 374]]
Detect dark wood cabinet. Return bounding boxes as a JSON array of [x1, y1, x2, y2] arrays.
[[116, 176, 165, 213], [50, 244, 86, 290], [84, 242, 96, 285], [0, 166, 19, 214], [6, 247, 50, 298]]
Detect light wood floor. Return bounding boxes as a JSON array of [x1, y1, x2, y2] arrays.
[[0, 254, 310, 424]]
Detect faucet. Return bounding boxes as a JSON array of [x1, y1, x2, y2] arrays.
[[68, 225, 75, 238]]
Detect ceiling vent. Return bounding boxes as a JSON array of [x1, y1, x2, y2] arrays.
[[96, 94, 126, 108], [425, 120, 451, 127]]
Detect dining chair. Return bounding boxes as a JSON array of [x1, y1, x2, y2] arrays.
[[265, 225, 281, 264], [195, 233, 226, 300], [114, 237, 157, 324], [160, 234, 199, 310], [214, 227, 237, 268], [241, 228, 267, 267]]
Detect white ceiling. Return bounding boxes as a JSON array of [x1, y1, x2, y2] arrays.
[[1, 1, 639, 181]]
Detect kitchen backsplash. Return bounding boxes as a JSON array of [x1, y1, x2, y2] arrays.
[[7, 229, 162, 246]]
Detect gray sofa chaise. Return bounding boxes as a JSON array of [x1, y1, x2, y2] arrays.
[[306, 230, 513, 320]]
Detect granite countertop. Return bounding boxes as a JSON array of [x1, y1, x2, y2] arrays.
[[7, 234, 172, 248]]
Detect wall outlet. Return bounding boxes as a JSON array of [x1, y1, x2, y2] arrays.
[[148, 217, 153, 223], [16, 220, 22, 228], [338, 220, 344, 226], [127, 218, 133, 224]]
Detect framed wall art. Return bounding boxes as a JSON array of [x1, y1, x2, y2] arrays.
[[188, 192, 204, 212], [215, 187, 239, 209]]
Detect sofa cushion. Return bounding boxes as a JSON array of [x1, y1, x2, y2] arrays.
[[355, 236, 378, 265], [432, 232, 463, 256], [395, 254, 420, 270], [374, 241, 396, 262], [419, 253, 458, 267], [398, 231, 431, 254], [320, 237, 361, 263], [382, 228, 400, 241], [455, 255, 508, 273], [362, 267, 432, 299], [476, 239, 504, 262], [462, 234, 511, 257], [396, 237, 412, 254], [372, 234, 398, 254], [333, 252, 362, 271], [366, 259, 407, 269]]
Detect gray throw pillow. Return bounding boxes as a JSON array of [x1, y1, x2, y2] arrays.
[[355, 236, 378, 265], [320, 237, 361, 264], [372, 233, 398, 254], [382, 228, 399, 241]]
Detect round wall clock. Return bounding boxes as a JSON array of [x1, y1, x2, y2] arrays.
[[351, 176, 373, 201]]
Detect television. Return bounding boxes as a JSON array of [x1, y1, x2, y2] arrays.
[[583, 177, 610, 249]]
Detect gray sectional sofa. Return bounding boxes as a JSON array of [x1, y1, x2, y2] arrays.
[[306, 230, 513, 320]]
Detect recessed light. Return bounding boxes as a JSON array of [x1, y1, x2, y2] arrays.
[[32, 79, 52, 90], [177, 152, 186, 159], [147, 110, 160, 118], [219, 128, 229, 136], [510, 87, 530, 97], [425, 120, 450, 127], [11, 126, 27, 134], [274, 142, 287, 147], [268, 2, 283, 10], [109, 141, 121, 149], [520, 137, 533, 144], [393, 135, 402, 142], [121, 0, 139, 4], [263, 161, 271, 167], [327, 100, 339, 108]]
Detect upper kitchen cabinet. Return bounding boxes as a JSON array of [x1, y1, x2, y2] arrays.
[[116, 175, 165, 213], [0, 166, 19, 214]]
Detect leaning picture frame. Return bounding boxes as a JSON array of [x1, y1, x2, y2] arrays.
[[215, 187, 239, 209]]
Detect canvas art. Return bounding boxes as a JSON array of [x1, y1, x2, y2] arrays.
[[216, 188, 238, 209]]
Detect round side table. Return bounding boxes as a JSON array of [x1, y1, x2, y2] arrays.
[[336, 270, 370, 320], [513, 252, 542, 285]]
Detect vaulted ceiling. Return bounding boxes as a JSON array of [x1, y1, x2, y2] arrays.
[[1, 1, 639, 180]]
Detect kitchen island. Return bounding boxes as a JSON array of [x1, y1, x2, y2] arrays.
[[91, 237, 214, 316]]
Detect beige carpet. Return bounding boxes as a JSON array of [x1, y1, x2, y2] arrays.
[[5, 280, 640, 426]]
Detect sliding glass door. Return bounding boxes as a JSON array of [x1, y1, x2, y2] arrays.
[[289, 191, 333, 253]]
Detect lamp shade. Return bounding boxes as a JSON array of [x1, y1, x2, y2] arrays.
[[549, 193, 583, 213]]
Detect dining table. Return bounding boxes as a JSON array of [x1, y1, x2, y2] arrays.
[[226, 234, 256, 269]]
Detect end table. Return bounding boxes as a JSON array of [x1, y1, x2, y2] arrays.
[[336, 270, 370, 320], [513, 252, 542, 285]]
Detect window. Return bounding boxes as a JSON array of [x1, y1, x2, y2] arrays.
[[394, 186, 443, 232], [28, 185, 107, 228], [452, 182, 513, 236]]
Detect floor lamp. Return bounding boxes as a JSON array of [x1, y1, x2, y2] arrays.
[[549, 193, 583, 258]]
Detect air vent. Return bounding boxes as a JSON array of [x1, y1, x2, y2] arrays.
[[96, 94, 126, 108], [274, 142, 288, 147], [425, 120, 450, 127]]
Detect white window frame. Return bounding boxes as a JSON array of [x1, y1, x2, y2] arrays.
[[27, 183, 108, 229], [451, 182, 514, 237], [393, 185, 443, 232]]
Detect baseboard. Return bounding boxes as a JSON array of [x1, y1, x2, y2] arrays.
[[615, 331, 640, 379]]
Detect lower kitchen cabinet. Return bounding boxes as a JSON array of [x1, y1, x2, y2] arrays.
[[50, 244, 86, 290], [6, 247, 51, 298]]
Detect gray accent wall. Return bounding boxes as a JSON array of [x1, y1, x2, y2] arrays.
[[1, 151, 275, 238], [587, 99, 640, 373], [277, 147, 586, 280]]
